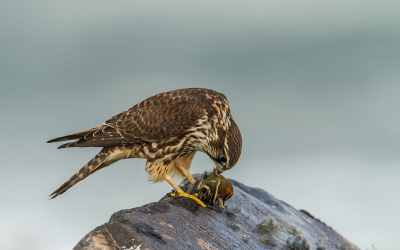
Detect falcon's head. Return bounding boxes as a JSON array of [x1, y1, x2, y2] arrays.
[[208, 119, 242, 173]]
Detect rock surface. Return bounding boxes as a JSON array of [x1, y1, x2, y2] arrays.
[[74, 179, 360, 250]]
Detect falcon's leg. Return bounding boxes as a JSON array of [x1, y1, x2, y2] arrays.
[[180, 168, 196, 185], [174, 152, 196, 184], [164, 174, 206, 207]]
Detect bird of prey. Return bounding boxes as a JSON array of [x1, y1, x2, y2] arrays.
[[47, 88, 242, 207]]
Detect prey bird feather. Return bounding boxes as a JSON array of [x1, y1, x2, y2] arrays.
[[47, 88, 242, 207]]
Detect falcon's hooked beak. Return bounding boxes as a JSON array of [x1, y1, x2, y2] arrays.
[[215, 164, 225, 174]]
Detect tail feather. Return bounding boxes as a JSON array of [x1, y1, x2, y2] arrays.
[[48, 147, 113, 199]]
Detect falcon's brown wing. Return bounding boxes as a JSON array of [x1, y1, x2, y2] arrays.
[[47, 125, 124, 148], [105, 100, 206, 143], [47, 93, 207, 148]]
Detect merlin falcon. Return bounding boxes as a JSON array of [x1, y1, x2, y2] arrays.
[[47, 88, 242, 207]]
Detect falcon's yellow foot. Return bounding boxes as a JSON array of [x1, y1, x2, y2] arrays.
[[171, 189, 206, 207], [216, 199, 226, 208]]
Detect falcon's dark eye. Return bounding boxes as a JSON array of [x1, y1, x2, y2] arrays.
[[219, 156, 227, 165]]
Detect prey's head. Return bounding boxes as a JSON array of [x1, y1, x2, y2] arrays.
[[220, 178, 234, 206]]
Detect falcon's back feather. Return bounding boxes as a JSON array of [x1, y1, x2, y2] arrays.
[[47, 88, 215, 148]]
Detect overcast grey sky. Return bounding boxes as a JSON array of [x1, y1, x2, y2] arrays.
[[1, 1, 400, 249]]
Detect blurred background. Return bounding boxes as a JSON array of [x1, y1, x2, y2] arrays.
[[1, 1, 399, 249]]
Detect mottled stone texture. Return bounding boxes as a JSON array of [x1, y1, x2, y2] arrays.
[[74, 180, 360, 250]]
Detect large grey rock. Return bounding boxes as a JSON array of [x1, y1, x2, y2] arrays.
[[74, 179, 360, 250]]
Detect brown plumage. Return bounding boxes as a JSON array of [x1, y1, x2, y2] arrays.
[[47, 88, 242, 205]]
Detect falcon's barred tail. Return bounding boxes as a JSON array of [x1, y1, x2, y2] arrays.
[[49, 147, 125, 199]]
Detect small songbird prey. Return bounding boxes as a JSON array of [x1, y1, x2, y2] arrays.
[[180, 170, 234, 208], [47, 88, 242, 207]]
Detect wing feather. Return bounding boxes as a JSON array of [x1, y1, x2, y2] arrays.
[[48, 125, 124, 148], [47, 88, 222, 148], [46, 125, 104, 143], [105, 99, 206, 143]]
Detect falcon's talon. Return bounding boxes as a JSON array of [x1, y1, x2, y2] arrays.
[[169, 189, 178, 197], [171, 190, 206, 207], [216, 199, 226, 208], [177, 190, 206, 207]]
